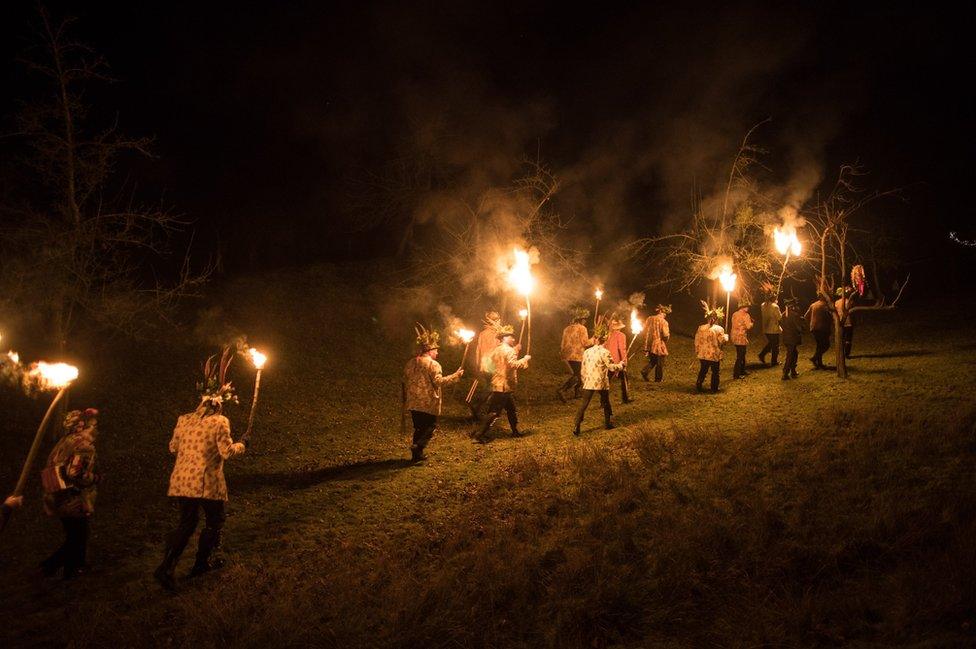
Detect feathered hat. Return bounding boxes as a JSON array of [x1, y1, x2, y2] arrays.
[[63, 408, 99, 435], [414, 323, 440, 351], [593, 316, 610, 340], [569, 306, 590, 322], [655, 304, 672, 314], [197, 346, 238, 407], [483, 310, 501, 327], [700, 300, 724, 321], [495, 324, 516, 339]]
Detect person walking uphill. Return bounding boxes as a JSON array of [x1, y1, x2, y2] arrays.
[[759, 294, 782, 366], [468, 310, 501, 419], [474, 324, 531, 442], [404, 324, 463, 461], [835, 287, 856, 359], [730, 298, 754, 379], [604, 316, 633, 403], [780, 297, 804, 380], [574, 320, 625, 435], [695, 302, 728, 393], [805, 295, 833, 369], [40, 408, 100, 580], [641, 304, 671, 382], [557, 307, 592, 402], [155, 348, 246, 592]]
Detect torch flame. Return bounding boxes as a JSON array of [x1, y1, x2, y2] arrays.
[[518, 308, 528, 319], [507, 248, 536, 297], [455, 328, 476, 344], [630, 308, 643, 336], [28, 361, 79, 390], [248, 348, 267, 370], [719, 269, 737, 293], [594, 288, 603, 300], [773, 226, 802, 257], [6, 351, 17, 365]]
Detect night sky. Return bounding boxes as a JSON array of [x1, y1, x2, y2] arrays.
[[1, 1, 971, 278]]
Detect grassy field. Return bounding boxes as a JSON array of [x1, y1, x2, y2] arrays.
[[0, 262, 974, 648]]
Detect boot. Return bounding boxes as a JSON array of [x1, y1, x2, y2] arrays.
[[189, 528, 224, 577], [154, 551, 179, 591], [410, 444, 425, 462], [572, 423, 581, 436]]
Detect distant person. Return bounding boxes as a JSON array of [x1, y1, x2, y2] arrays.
[[574, 321, 625, 435], [835, 287, 856, 359], [473, 324, 531, 442], [603, 316, 633, 403], [155, 353, 246, 591], [730, 298, 754, 379], [805, 295, 833, 369], [468, 310, 501, 420], [759, 294, 782, 366], [557, 307, 591, 402], [695, 303, 728, 393], [403, 325, 464, 461], [40, 408, 100, 580], [779, 298, 804, 380], [641, 304, 671, 382]]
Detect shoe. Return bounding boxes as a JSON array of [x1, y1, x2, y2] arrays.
[[791, 371, 798, 378], [511, 429, 524, 438], [605, 422, 616, 430], [782, 375, 789, 381], [572, 425, 581, 436], [640, 370, 649, 382], [556, 389, 566, 404], [410, 446, 425, 462], [695, 384, 704, 393], [771, 361, 780, 366], [758, 355, 766, 365], [623, 398, 635, 404]]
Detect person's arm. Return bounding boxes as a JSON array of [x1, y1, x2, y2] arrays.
[[662, 319, 670, 340], [168, 420, 181, 454], [429, 360, 462, 386], [215, 417, 245, 459], [509, 347, 530, 369]]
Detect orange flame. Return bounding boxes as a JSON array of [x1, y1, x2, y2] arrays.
[[507, 248, 536, 297], [248, 348, 267, 370], [630, 309, 643, 336], [773, 226, 802, 256], [28, 361, 78, 390], [455, 328, 476, 344], [719, 268, 737, 293], [594, 288, 603, 300], [518, 308, 528, 319]]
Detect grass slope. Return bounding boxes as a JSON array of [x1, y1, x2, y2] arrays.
[[0, 263, 974, 648]]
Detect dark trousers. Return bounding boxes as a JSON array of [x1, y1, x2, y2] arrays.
[[733, 345, 748, 378], [559, 361, 582, 397], [469, 371, 493, 417], [642, 353, 664, 382], [610, 370, 631, 402], [696, 360, 720, 392], [783, 345, 799, 377], [165, 497, 226, 568], [410, 410, 437, 452], [43, 517, 90, 577], [812, 330, 831, 367], [478, 391, 519, 437], [760, 334, 780, 364], [574, 389, 612, 429], [842, 326, 853, 359]]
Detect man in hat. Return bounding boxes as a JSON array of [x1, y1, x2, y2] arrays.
[[805, 295, 833, 369], [641, 304, 671, 382], [403, 325, 464, 461], [603, 316, 633, 403], [474, 324, 531, 442], [695, 303, 728, 393], [155, 349, 246, 591], [730, 298, 754, 379], [575, 321, 626, 435], [467, 310, 501, 419], [557, 307, 591, 402], [758, 294, 782, 366], [780, 297, 804, 380], [835, 287, 856, 359]]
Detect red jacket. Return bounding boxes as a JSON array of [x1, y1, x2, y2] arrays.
[[603, 329, 627, 363]]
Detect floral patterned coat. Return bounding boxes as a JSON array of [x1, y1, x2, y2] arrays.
[[695, 324, 728, 361], [490, 342, 530, 392], [560, 323, 591, 362], [643, 314, 670, 356], [43, 432, 98, 518], [167, 411, 243, 501], [581, 344, 625, 390], [403, 355, 462, 415], [730, 309, 754, 346]]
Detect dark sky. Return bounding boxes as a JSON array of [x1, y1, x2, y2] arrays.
[[1, 1, 972, 274]]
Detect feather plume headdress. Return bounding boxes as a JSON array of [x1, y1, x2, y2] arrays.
[[197, 346, 238, 407], [700, 300, 724, 322], [414, 323, 441, 351], [570, 306, 590, 322], [655, 304, 672, 314]]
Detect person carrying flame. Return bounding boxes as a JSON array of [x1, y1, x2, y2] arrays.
[[574, 319, 626, 436], [557, 306, 591, 402], [403, 325, 464, 462], [695, 302, 729, 393], [604, 316, 633, 404], [468, 310, 501, 419], [473, 324, 531, 442], [641, 304, 671, 383], [154, 348, 246, 591], [730, 297, 754, 379]]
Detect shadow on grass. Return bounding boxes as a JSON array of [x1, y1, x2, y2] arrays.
[[234, 458, 414, 491], [853, 350, 933, 359]]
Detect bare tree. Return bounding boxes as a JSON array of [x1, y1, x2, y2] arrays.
[[0, 8, 210, 350]]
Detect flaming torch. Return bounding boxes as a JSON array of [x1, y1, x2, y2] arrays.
[[455, 327, 475, 372], [517, 308, 529, 346], [2, 361, 79, 532], [773, 226, 802, 297], [507, 248, 536, 354], [593, 288, 604, 327], [718, 268, 737, 330], [242, 348, 267, 443], [626, 308, 644, 358]]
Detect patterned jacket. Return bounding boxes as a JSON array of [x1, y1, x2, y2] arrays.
[[603, 329, 627, 364], [695, 324, 729, 361], [43, 432, 98, 518], [167, 410, 244, 501], [761, 301, 782, 335], [581, 344, 625, 390], [730, 309, 754, 346], [643, 314, 670, 356], [403, 355, 462, 416], [560, 323, 591, 362], [475, 326, 498, 372], [490, 342, 530, 392]]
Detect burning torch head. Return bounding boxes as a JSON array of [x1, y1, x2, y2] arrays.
[[248, 348, 267, 370]]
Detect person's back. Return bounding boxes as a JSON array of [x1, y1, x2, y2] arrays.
[[762, 301, 782, 334]]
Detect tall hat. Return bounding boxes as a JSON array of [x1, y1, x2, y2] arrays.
[[495, 324, 516, 339], [197, 346, 238, 407], [414, 323, 440, 351], [593, 317, 610, 340], [483, 310, 501, 326], [737, 296, 752, 309], [655, 304, 672, 314], [700, 300, 724, 321], [609, 314, 625, 330], [63, 408, 99, 435], [569, 305, 590, 322]]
